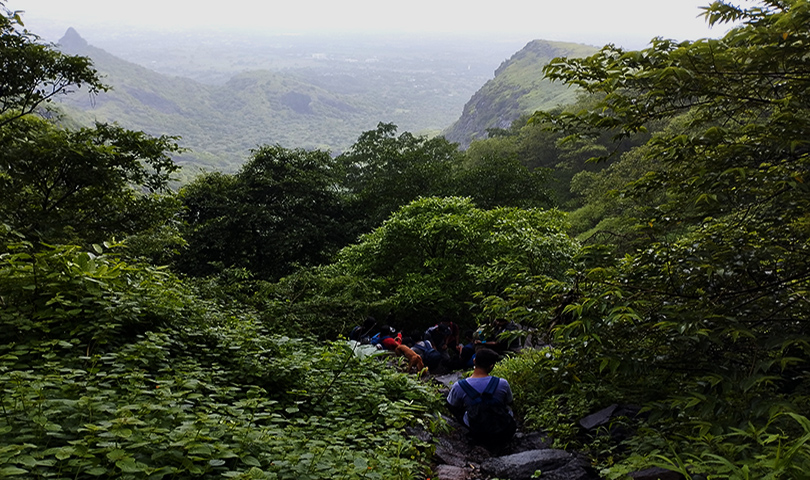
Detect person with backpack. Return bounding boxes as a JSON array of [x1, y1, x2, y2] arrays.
[[370, 325, 398, 350], [425, 318, 460, 357], [411, 338, 443, 372], [349, 316, 377, 343], [446, 348, 517, 446]]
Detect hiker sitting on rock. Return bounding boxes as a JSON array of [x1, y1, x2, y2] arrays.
[[446, 348, 516, 446]]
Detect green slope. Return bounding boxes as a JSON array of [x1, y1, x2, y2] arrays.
[[443, 39, 598, 148], [55, 28, 377, 172]]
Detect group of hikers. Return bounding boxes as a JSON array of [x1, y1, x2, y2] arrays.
[[349, 316, 520, 373], [348, 316, 520, 447]]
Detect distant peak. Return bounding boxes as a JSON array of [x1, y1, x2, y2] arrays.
[[58, 27, 88, 50]]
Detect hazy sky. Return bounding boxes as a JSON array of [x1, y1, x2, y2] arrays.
[[7, 0, 727, 47]]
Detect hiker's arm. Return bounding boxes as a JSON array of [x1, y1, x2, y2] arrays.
[[446, 386, 467, 424]]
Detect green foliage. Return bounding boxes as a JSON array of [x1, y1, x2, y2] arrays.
[[466, 94, 651, 209], [607, 412, 810, 480], [0, 9, 180, 251], [178, 145, 350, 280], [454, 142, 554, 210], [0, 4, 104, 127], [0, 116, 182, 247], [15, 0, 810, 477], [496, 348, 618, 446], [0, 239, 440, 479], [257, 262, 389, 338], [565, 141, 664, 245], [0, 240, 192, 349], [509, 0, 810, 475], [267, 197, 579, 334], [336, 123, 461, 233], [178, 122, 570, 288]]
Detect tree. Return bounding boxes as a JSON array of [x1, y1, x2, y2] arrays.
[[178, 145, 350, 280], [455, 139, 554, 210], [0, 3, 104, 126], [330, 196, 577, 327], [0, 2, 183, 252], [0, 116, 181, 246], [512, 0, 810, 475], [336, 123, 461, 233]]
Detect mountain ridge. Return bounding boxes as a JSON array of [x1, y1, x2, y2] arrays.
[[55, 29, 380, 172], [443, 39, 598, 148], [55, 30, 598, 172]]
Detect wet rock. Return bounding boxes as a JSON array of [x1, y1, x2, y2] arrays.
[[580, 404, 619, 430], [481, 449, 572, 480], [405, 425, 433, 443], [435, 437, 475, 467], [579, 404, 643, 447], [579, 404, 642, 430], [537, 454, 601, 480], [435, 464, 473, 480], [433, 371, 465, 388]]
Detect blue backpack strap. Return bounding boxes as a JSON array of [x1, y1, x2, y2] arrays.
[[482, 376, 500, 398], [457, 379, 482, 404]]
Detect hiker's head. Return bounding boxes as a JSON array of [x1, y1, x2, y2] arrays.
[[474, 348, 500, 372]]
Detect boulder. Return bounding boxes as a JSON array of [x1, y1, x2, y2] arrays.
[[435, 437, 474, 467], [435, 464, 473, 480], [579, 404, 642, 430], [481, 449, 572, 480], [508, 431, 551, 453], [537, 454, 600, 480], [433, 371, 465, 388]]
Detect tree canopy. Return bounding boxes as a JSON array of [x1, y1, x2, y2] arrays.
[[0, 116, 181, 246], [263, 196, 578, 335], [178, 145, 350, 280], [336, 122, 461, 233]]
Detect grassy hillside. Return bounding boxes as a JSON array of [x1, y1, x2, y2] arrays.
[[55, 28, 383, 173], [443, 40, 597, 148], [55, 29, 598, 172]]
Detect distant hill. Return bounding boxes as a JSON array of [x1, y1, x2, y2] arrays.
[[55, 30, 598, 171], [443, 40, 598, 148], [55, 28, 383, 172]]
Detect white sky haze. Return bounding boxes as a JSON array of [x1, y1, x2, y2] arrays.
[[7, 0, 726, 47]]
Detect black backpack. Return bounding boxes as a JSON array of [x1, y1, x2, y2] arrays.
[[457, 377, 517, 445]]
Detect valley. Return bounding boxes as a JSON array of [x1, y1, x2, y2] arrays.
[[50, 26, 593, 173]]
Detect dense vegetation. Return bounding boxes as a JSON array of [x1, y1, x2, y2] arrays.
[[2, 1, 810, 479]]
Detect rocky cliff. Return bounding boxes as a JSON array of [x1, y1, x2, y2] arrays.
[[443, 40, 597, 149]]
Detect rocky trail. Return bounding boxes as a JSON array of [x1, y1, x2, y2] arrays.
[[417, 372, 679, 480], [412, 372, 598, 480]]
